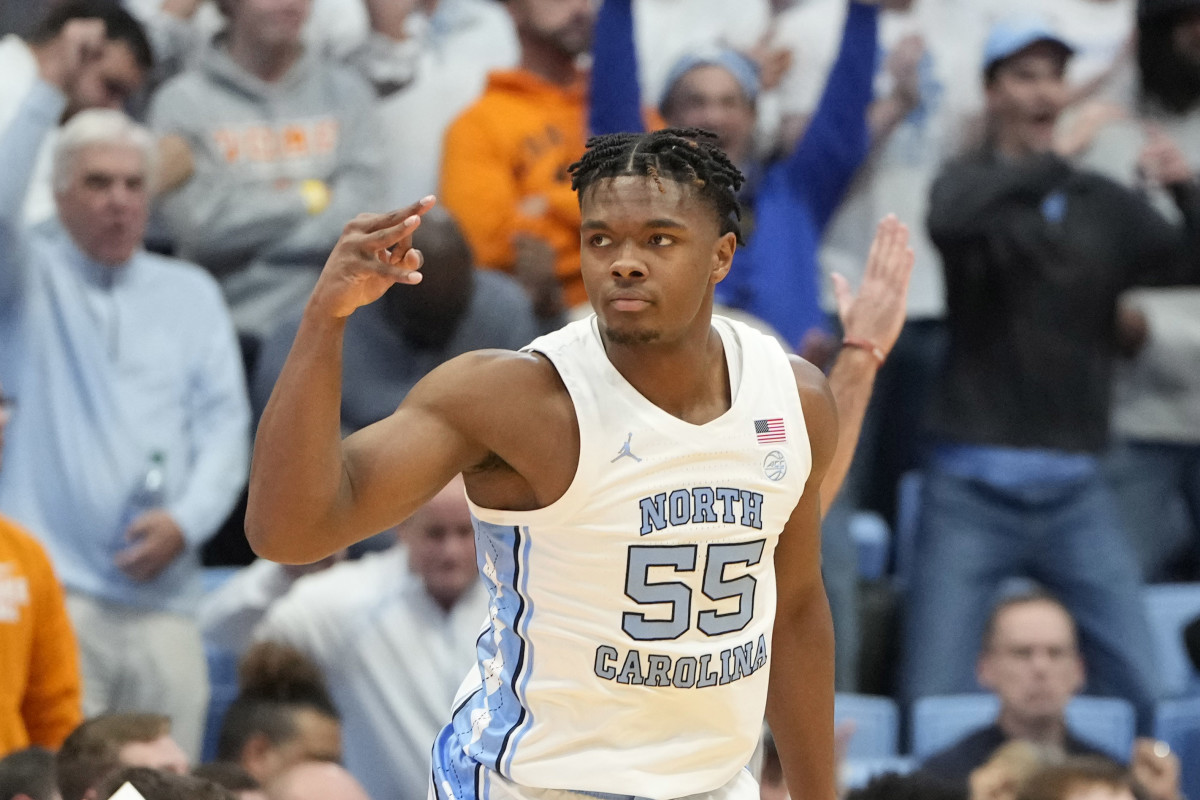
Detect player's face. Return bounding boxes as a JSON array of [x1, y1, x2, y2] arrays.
[[663, 66, 756, 165], [55, 142, 150, 266], [977, 601, 1084, 726], [580, 175, 735, 347], [404, 488, 478, 610], [986, 44, 1069, 157]]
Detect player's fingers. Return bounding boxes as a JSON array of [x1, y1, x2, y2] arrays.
[[400, 246, 424, 273], [375, 256, 424, 286], [351, 210, 413, 241], [346, 196, 436, 237], [361, 213, 424, 253], [373, 195, 436, 233]]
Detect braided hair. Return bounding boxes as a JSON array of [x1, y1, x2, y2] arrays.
[[568, 128, 747, 244]]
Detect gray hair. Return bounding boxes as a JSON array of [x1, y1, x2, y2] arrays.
[[52, 108, 158, 194]]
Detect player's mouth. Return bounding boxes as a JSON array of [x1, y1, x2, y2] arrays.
[[609, 289, 657, 311], [609, 291, 653, 312]]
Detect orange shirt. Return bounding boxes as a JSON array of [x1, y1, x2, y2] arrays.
[[0, 515, 82, 755], [440, 68, 590, 307]]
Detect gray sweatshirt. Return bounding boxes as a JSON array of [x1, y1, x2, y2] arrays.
[[149, 40, 383, 332]]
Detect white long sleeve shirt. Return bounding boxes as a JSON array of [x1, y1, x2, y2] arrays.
[[0, 80, 251, 614]]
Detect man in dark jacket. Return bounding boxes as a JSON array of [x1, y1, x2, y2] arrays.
[[903, 15, 1200, 726]]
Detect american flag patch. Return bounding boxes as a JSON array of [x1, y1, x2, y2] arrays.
[[755, 418, 786, 444]]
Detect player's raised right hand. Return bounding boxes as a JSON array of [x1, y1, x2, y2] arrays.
[[310, 196, 437, 319]]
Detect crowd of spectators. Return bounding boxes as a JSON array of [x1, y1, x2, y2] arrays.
[[2, 0, 1199, 798]]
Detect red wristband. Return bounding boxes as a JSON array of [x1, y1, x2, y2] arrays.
[[842, 336, 886, 366]]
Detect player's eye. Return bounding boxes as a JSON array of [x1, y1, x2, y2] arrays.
[[589, 234, 612, 247], [648, 233, 675, 247]]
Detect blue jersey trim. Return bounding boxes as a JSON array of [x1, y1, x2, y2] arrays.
[[506, 525, 538, 773], [452, 686, 483, 719], [496, 526, 529, 774], [434, 518, 536, 787]]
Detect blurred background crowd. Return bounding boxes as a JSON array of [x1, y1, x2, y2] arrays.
[[2, 0, 1200, 798]]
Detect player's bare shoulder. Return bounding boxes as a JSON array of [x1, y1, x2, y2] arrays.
[[404, 347, 570, 421], [787, 355, 834, 411], [400, 346, 580, 500], [787, 354, 838, 475]]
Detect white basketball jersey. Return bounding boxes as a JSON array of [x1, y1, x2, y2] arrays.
[[431, 315, 812, 800]]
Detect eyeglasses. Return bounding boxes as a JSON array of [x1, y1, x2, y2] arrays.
[[0, 395, 15, 416]]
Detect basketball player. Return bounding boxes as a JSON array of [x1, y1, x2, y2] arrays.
[[247, 129, 912, 800]]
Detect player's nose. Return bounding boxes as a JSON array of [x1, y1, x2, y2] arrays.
[[610, 244, 646, 279]]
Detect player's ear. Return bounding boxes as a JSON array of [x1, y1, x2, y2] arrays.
[[710, 231, 736, 284]]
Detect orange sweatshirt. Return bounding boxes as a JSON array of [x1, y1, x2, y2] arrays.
[[0, 515, 82, 755], [440, 68, 589, 307]]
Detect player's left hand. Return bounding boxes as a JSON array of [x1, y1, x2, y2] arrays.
[[115, 509, 187, 582], [832, 215, 914, 365]]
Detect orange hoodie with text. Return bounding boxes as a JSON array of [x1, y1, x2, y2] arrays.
[[440, 68, 589, 307], [0, 515, 82, 755]]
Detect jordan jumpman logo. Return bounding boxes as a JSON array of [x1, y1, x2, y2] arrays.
[[611, 432, 642, 463]]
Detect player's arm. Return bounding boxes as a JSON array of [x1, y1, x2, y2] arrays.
[[247, 199, 487, 564], [821, 215, 913, 508], [766, 358, 839, 800]]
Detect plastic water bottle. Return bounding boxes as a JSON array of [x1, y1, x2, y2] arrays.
[[117, 451, 166, 551]]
